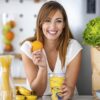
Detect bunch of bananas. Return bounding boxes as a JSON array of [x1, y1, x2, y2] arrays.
[[16, 86, 37, 100]]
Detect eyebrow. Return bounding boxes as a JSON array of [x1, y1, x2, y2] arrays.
[[46, 17, 63, 20], [56, 18, 63, 19], [56, 18, 63, 20]]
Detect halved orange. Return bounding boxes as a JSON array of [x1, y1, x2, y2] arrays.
[[31, 40, 43, 52]]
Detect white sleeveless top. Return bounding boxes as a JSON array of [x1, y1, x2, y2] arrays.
[[20, 39, 82, 95]]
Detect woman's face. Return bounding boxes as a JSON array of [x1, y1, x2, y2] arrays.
[[42, 10, 65, 40]]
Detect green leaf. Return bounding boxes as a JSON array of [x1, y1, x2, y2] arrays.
[[82, 17, 100, 47]]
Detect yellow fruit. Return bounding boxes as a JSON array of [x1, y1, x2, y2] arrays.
[[18, 86, 31, 96], [16, 86, 19, 95], [51, 94, 58, 100], [16, 95, 25, 100], [6, 20, 16, 28], [3, 36, 11, 44], [26, 95, 37, 100], [3, 25, 12, 35], [31, 40, 43, 52]]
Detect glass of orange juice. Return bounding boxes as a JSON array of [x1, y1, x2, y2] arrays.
[[49, 73, 65, 100]]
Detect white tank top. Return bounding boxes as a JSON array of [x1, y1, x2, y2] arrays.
[[20, 39, 82, 95]]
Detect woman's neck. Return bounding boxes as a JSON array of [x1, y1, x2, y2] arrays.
[[44, 39, 58, 52]]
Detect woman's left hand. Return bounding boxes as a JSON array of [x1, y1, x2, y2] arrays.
[[60, 80, 74, 100]]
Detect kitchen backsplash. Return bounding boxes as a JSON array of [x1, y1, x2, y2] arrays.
[[0, 0, 45, 53]]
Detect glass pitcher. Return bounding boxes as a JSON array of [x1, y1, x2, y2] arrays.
[[0, 55, 15, 100]]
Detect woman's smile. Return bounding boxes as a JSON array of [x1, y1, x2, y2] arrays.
[[47, 30, 57, 35]]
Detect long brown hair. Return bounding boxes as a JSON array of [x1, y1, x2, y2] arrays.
[[21, 1, 73, 68]]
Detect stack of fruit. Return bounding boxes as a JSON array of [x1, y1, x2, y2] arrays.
[[16, 86, 37, 100], [2, 20, 15, 52]]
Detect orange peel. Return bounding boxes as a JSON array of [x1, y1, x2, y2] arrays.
[[5, 31, 14, 41], [31, 40, 43, 52]]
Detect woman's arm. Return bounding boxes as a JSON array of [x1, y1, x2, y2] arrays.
[[21, 50, 48, 96], [66, 50, 82, 90], [61, 50, 82, 100]]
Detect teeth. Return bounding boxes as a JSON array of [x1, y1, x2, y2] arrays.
[[48, 30, 57, 34]]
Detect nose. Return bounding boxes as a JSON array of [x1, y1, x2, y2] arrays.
[[49, 21, 56, 29]]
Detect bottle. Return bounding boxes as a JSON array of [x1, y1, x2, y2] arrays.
[[0, 55, 15, 100]]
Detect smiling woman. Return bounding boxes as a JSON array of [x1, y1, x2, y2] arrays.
[[42, 10, 65, 40], [20, 1, 82, 99]]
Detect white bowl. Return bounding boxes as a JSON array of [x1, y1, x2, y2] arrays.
[[96, 90, 100, 99]]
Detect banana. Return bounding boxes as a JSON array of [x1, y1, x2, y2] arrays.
[[15, 86, 37, 100], [16, 86, 19, 95], [16, 95, 25, 100], [18, 86, 31, 96], [26, 95, 37, 100]]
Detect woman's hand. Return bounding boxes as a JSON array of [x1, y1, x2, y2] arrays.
[[60, 80, 74, 100], [32, 49, 47, 69]]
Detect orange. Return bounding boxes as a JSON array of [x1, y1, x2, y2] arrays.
[[31, 40, 43, 52], [4, 44, 13, 52], [5, 31, 14, 41]]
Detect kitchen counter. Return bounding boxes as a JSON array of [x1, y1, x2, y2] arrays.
[[14, 78, 93, 100], [38, 95, 92, 100]]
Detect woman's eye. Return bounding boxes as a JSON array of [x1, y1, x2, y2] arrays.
[[45, 19, 51, 22], [56, 20, 63, 23]]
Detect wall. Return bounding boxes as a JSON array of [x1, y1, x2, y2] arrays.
[[0, 0, 45, 53], [0, 0, 100, 95]]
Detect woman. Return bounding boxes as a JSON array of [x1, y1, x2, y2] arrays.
[[21, 1, 82, 100]]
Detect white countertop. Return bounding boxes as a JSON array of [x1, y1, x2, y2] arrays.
[[38, 95, 92, 100]]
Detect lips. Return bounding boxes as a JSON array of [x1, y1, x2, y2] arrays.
[[47, 30, 57, 35]]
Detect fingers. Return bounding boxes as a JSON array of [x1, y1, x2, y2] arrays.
[[60, 84, 72, 100], [61, 82, 68, 93], [61, 91, 72, 100], [31, 49, 47, 68], [32, 50, 42, 64], [61, 86, 68, 93], [32, 50, 42, 57], [32, 49, 42, 55]]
